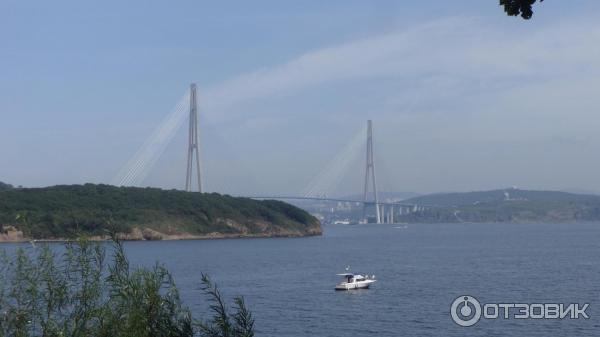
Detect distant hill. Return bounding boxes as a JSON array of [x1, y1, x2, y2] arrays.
[[0, 184, 321, 241], [398, 188, 600, 223], [0, 182, 13, 191], [560, 188, 600, 196], [403, 188, 599, 207]]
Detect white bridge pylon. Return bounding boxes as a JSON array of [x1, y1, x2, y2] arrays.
[[362, 120, 380, 223], [300, 120, 416, 224]]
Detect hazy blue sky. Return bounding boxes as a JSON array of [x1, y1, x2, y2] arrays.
[[2, 1, 600, 196]]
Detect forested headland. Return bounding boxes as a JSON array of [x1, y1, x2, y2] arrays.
[[0, 183, 321, 242]]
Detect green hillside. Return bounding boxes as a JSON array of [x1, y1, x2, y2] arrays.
[[0, 184, 322, 241], [398, 188, 600, 223]]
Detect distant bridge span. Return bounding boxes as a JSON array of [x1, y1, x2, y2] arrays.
[[246, 195, 429, 208]]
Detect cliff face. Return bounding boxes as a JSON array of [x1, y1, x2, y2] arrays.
[[0, 184, 322, 241]]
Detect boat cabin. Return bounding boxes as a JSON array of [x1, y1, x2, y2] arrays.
[[338, 273, 367, 283]]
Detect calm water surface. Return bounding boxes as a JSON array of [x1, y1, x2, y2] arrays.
[[4, 223, 599, 336], [122, 223, 600, 336]]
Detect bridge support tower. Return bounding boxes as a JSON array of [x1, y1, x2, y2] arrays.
[[185, 83, 203, 192], [362, 120, 380, 223]]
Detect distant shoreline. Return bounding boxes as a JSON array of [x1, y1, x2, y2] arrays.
[[341, 220, 600, 224]]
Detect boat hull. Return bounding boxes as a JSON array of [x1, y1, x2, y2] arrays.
[[335, 280, 375, 290]]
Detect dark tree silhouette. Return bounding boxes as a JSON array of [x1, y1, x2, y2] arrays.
[[500, 0, 544, 20], [0, 181, 13, 190]]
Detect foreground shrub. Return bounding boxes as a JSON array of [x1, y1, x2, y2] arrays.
[[0, 238, 254, 337]]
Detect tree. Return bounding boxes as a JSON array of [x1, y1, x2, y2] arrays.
[[500, 0, 544, 20], [0, 181, 13, 190], [0, 237, 256, 337]]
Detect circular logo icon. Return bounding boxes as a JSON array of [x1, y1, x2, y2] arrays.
[[451, 295, 482, 327]]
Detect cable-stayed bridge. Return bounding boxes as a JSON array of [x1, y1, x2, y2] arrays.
[[113, 84, 428, 224], [248, 195, 431, 224]]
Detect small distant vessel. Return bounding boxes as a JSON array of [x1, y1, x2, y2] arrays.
[[335, 272, 376, 290]]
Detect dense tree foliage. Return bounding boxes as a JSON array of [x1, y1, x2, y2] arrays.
[[0, 184, 320, 240], [0, 237, 254, 337], [0, 182, 13, 191], [500, 0, 544, 20]]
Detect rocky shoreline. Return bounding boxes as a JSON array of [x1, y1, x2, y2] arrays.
[[0, 224, 322, 243], [0, 225, 322, 243]]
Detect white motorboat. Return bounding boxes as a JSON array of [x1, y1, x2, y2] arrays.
[[335, 272, 376, 290]]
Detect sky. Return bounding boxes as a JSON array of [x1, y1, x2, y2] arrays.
[[2, 1, 600, 196]]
